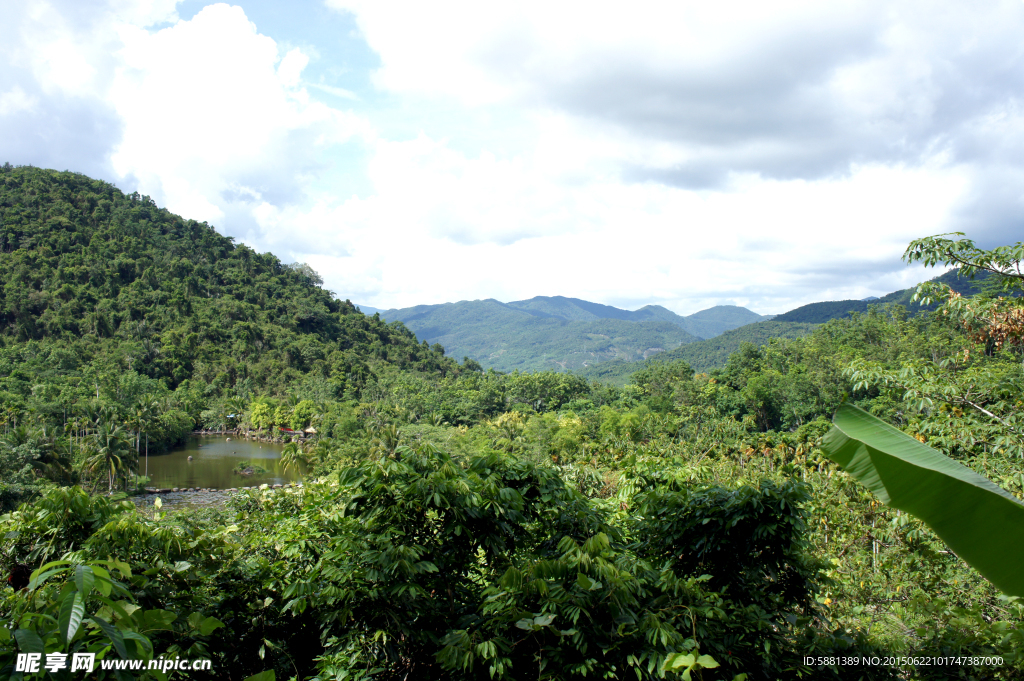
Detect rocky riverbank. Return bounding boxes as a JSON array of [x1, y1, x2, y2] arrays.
[[134, 482, 305, 512], [143, 482, 303, 494]]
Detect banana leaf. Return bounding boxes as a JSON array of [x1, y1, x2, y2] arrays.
[[822, 403, 1024, 596]]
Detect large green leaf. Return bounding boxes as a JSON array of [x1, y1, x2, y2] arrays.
[[13, 629, 45, 654], [58, 590, 85, 644], [89, 616, 128, 659], [75, 564, 95, 597], [822, 403, 1024, 596]]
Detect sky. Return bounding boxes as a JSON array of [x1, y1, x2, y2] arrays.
[[3, 1, 1024, 315]]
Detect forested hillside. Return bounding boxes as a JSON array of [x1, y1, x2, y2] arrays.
[[679, 303, 770, 337], [2, 168, 1024, 680], [578, 319, 819, 384], [0, 166, 460, 446]]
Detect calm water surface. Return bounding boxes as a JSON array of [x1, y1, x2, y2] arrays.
[[143, 436, 302, 490]]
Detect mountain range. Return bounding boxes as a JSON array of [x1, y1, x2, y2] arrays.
[[579, 269, 993, 383], [771, 269, 988, 323], [356, 270, 990, 379], [359, 297, 769, 373]]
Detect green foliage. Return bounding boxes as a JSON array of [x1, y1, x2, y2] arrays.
[[3, 175, 1024, 679], [0, 164, 459, 417], [233, 460, 268, 476], [0, 559, 163, 679], [579, 321, 819, 383], [0, 441, 46, 512], [1, 488, 229, 678], [904, 234, 1024, 293], [823, 404, 1024, 597], [249, 401, 274, 431], [289, 399, 317, 430]]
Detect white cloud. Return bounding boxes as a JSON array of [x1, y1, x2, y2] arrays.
[[0, 86, 36, 115], [5, 0, 1023, 319], [306, 82, 360, 100], [331, 0, 1024, 183], [0, 0, 164, 179], [308, 0, 1024, 312], [8, 0, 177, 98], [108, 3, 372, 226], [275, 131, 968, 314], [277, 48, 309, 88]]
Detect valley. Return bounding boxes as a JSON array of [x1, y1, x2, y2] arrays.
[[0, 166, 1021, 680]]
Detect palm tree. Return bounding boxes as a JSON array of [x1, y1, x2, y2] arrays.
[[369, 424, 402, 460], [311, 436, 335, 464], [280, 441, 310, 475], [85, 421, 130, 494], [222, 396, 247, 431], [124, 398, 157, 490], [134, 396, 161, 480], [490, 413, 525, 453]]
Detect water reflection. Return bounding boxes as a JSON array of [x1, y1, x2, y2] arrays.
[[143, 436, 303, 490]]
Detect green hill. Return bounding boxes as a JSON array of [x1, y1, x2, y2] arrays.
[[505, 295, 657, 322], [679, 304, 769, 338], [0, 165, 457, 429], [378, 298, 699, 372]]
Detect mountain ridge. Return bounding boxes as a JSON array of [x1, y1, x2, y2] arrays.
[[367, 297, 770, 373], [579, 268, 994, 384], [369, 298, 704, 373], [773, 269, 990, 324], [378, 297, 769, 339]]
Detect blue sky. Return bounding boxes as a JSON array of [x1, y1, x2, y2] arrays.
[[3, 1, 1024, 314]]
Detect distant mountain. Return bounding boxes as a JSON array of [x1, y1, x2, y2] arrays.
[[501, 296, 769, 339], [580, 268, 993, 384], [374, 296, 770, 373], [505, 296, 659, 322], [681, 305, 769, 338], [373, 269, 988, 379], [773, 270, 989, 324], [377, 299, 700, 373], [354, 304, 382, 315]]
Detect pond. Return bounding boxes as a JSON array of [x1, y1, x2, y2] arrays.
[[141, 435, 303, 490]]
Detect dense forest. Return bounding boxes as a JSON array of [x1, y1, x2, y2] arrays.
[[2, 166, 1024, 680], [578, 320, 821, 384]]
